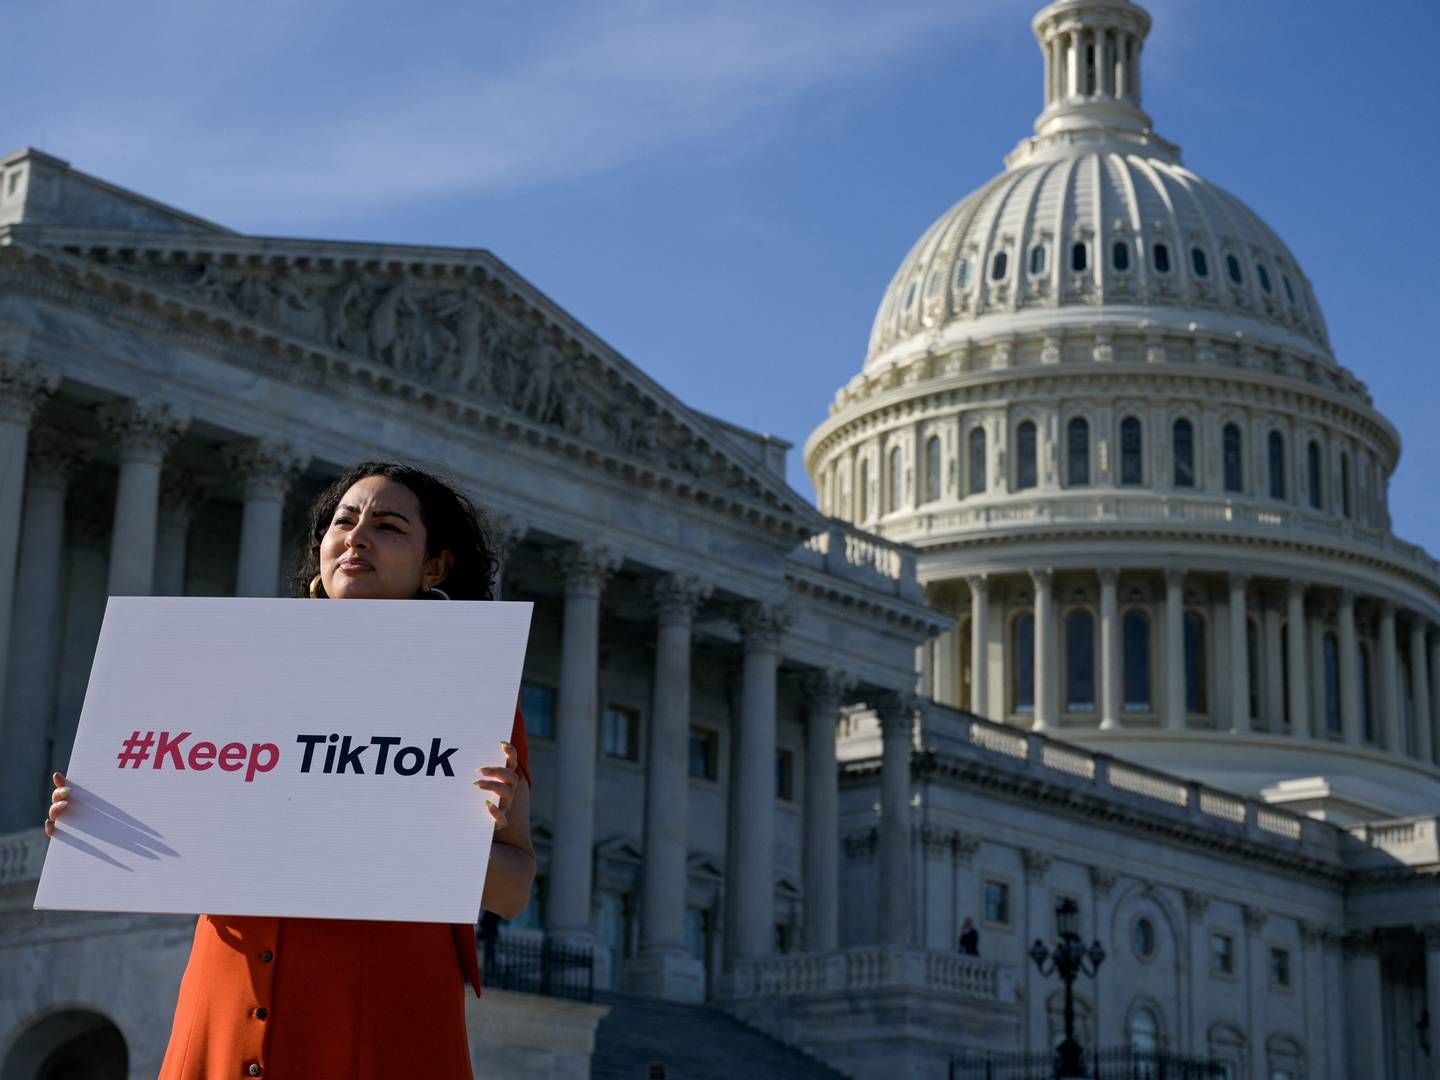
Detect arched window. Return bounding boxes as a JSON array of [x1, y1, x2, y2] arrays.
[[1246, 618, 1262, 722], [955, 260, 973, 290], [1257, 263, 1272, 293], [924, 435, 942, 504], [1323, 632, 1341, 735], [1282, 274, 1296, 304], [1016, 421, 1038, 490], [1226, 253, 1243, 284], [969, 427, 987, 495], [1071, 242, 1089, 273], [1172, 418, 1195, 488], [1340, 452, 1352, 517], [858, 458, 869, 521], [1129, 1006, 1160, 1054], [1184, 611, 1207, 714], [1067, 417, 1090, 487], [1222, 423, 1243, 493], [887, 446, 903, 513], [1268, 431, 1287, 500], [992, 251, 1009, 280], [1030, 244, 1048, 275], [1066, 610, 1096, 712], [1191, 247, 1210, 278], [1013, 613, 1035, 714], [1152, 243, 1171, 274], [1112, 241, 1130, 272], [1120, 417, 1144, 485], [1307, 440, 1323, 510], [1360, 643, 1375, 741], [1123, 610, 1151, 711]]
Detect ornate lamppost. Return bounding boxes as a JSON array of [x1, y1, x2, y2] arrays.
[[1030, 897, 1105, 1078]]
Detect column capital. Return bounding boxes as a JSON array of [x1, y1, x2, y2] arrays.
[[548, 543, 620, 597], [738, 600, 792, 654], [96, 400, 189, 465], [487, 512, 530, 558], [1021, 848, 1052, 883], [1028, 566, 1054, 589], [1337, 588, 1357, 609], [874, 690, 917, 737], [954, 832, 981, 866], [1089, 865, 1117, 899], [27, 424, 92, 486], [1098, 567, 1120, 588], [1182, 888, 1210, 919], [1342, 928, 1380, 955], [802, 668, 855, 712], [1296, 920, 1324, 947], [1164, 567, 1185, 589], [221, 439, 309, 501], [1242, 905, 1268, 933], [0, 358, 59, 425], [966, 572, 990, 594], [652, 573, 711, 625], [920, 824, 956, 859], [1378, 598, 1397, 619], [1286, 579, 1308, 599], [1229, 572, 1249, 592]]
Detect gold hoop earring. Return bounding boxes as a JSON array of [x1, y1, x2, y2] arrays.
[[426, 585, 452, 601], [309, 574, 324, 599]]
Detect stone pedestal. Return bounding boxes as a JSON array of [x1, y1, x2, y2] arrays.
[[622, 949, 707, 1004]]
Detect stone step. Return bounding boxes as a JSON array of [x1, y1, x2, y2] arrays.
[[590, 993, 846, 1080]]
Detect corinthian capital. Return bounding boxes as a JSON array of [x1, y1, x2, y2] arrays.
[[0, 358, 59, 425], [652, 573, 711, 625], [875, 690, 918, 737], [27, 425, 92, 486], [96, 400, 189, 465], [738, 600, 792, 653], [222, 440, 310, 500], [802, 668, 855, 714], [548, 543, 620, 596]]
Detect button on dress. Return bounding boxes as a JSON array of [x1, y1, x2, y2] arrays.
[[157, 710, 530, 1080]]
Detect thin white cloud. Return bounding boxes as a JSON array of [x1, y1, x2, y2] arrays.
[[6, 0, 1013, 230]]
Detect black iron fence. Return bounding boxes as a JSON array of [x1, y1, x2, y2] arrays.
[[478, 933, 595, 1002], [950, 1047, 1226, 1080]]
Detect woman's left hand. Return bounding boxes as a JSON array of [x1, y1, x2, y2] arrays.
[[474, 741, 520, 830]]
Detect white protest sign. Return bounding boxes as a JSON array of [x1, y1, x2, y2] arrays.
[[34, 596, 532, 924]]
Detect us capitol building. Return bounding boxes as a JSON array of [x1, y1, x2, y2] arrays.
[[2, 1, 1439, 1078]]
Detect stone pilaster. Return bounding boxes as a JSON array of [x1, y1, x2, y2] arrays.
[[1182, 889, 1210, 1054], [1030, 568, 1055, 730], [222, 440, 308, 598], [1378, 602, 1402, 752], [1164, 569, 1186, 729], [1286, 581, 1310, 737], [97, 400, 188, 597], [1098, 568, 1120, 729], [546, 543, 620, 943], [1343, 930, 1386, 1077], [967, 574, 990, 717], [802, 669, 852, 955], [1228, 574, 1250, 734], [876, 691, 916, 947], [1338, 590, 1361, 744]]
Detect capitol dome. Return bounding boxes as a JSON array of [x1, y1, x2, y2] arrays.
[[806, 0, 1440, 822]]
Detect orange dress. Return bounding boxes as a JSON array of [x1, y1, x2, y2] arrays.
[[157, 710, 530, 1080]]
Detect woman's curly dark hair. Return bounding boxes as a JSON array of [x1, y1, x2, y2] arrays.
[[292, 462, 498, 601]]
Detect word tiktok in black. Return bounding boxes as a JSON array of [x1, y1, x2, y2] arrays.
[[294, 734, 459, 777]]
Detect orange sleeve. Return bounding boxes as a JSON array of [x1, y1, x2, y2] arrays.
[[510, 704, 531, 789]]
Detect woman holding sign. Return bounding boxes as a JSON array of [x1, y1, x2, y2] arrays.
[[46, 462, 535, 1080]]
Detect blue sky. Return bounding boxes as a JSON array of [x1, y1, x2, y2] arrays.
[[4, 0, 1438, 557]]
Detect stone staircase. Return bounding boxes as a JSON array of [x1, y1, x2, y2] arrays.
[[589, 992, 847, 1079]]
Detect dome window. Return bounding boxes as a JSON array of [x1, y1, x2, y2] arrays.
[[1340, 452, 1352, 518], [1112, 242, 1130, 272], [1323, 632, 1341, 734], [1172, 418, 1195, 488], [955, 260, 973, 290], [1065, 610, 1096, 712], [1152, 243, 1171, 273], [1226, 253, 1243, 284], [1071, 242, 1088, 273], [1307, 440, 1323, 510], [1016, 421, 1038, 490], [888, 446, 903, 513], [1257, 263, 1272, 294], [1268, 431, 1287, 500], [1191, 247, 1210, 278], [1120, 416, 1144, 485], [924, 436, 942, 504], [968, 427, 987, 495], [1223, 423, 1244, 493], [1185, 611, 1208, 714], [1029, 244, 1048, 275], [1282, 274, 1296, 304], [991, 251, 1009, 281], [1067, 417, 1090, 487], [1013, 613, 1036, 714]]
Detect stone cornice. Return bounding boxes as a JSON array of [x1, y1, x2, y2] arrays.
[[0, 231, 823, 548], [785, 562, 954, 641]]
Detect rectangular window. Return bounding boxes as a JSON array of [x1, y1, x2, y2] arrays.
[[1269, 946, 1291, 988], [1211, 931, 1235, 975], [775, 748, 795, 801], [520, 682, 555, 740], [601, 704, 640, 761], [688, 727, 718, 780], [984, 880, 1010, 926]]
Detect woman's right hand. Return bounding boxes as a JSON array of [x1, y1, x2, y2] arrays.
[[44, 772, 70, 838]]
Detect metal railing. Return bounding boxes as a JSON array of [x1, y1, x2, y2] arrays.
[[478, 933, 595, 1002], [949, 1047, 1226, 1080]]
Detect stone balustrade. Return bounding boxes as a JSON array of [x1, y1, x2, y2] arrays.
[[797, 519, 923, 601], [725, 945, 1017, 1004], [0, 828, 46, 890]]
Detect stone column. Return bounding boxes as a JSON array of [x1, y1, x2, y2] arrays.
[[546, 544, 619, 943], [1164, 569, 1186, 729], [1409, 618, 1433, 765], [728, 601, 790, 962], [802, 669, 852, 955], [487, 514, 528, 600], [968, 574, 989, 717], [1424, 925, 1440, 1080], [1339, 591, 1362, 744], [1263, 593, 1284, 731], [0, 426, 85, 833], [877, 692, 915, 947], [0, 357, 59, 725], [1344, 931, 1386, 1077], [97, 401, 188, 597], [1287, 581, 1311, 738], [1030, 568, 1055, 730], [153, 470, 205, 597], [1099, 569, 1120, 730], [1021, 849, 1052, 1047], [224, 441, 308, 598], [1229, 574, 1250, 734], [1242, 906, 1268, 1080], [630, 573, 710, 1001], [1379, 602, 1402, 752]]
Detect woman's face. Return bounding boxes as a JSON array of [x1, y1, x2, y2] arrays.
[[318, 475, 453, 600]]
